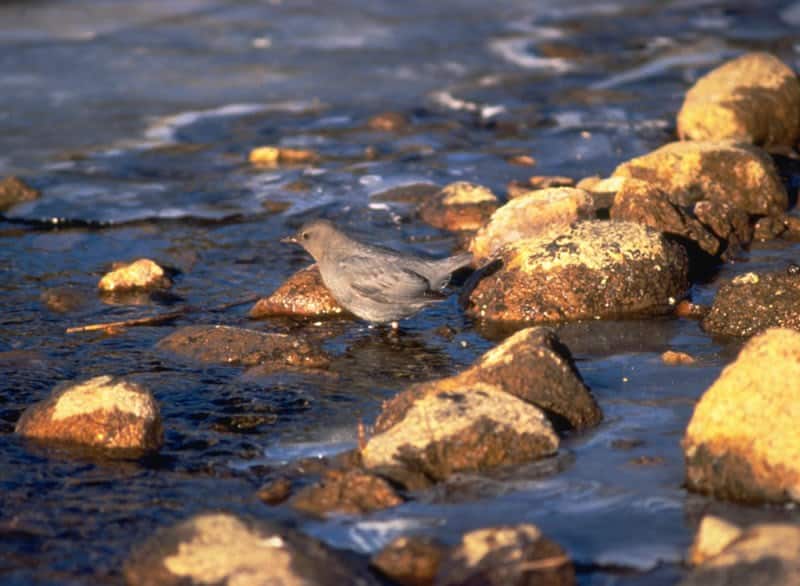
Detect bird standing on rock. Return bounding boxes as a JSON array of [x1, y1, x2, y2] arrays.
[[282, 219, 472, 324]]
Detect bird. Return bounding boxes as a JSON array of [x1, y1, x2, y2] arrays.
[[282, 219, 472, 324]]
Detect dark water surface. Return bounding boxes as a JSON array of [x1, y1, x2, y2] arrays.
[[3, 1, 800, 584]]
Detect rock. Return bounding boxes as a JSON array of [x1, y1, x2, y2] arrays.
[[506, 154, 537, 167], [15, 375, 163, 453], [579, 176, 627, 210], [662, 350, 696, 365], [753, 215, 787, 241], [418, 182, 500, 232], [465, 221, 689, 324], [123, 512, 379, 586], [0, 176, 40, 211], [370, 183, 441, 204], [249, 145, 318, 165], [677, 52, 800, 149], [507, 176, 575, 198], [688, 516, 744, 566], [157, 325, 329, 369], [469, 188, 594, 262], [367, 112, 410, 132], [256, 477, 293, 505], [437, 524, 574, 586], [249, 264, 349, 319], [376, 328, 601, 433], [371, 535, 446, 586], [681, 523, 800, 586], [362, 382, 558, 482], [98, 258, 172, 292], [290, 469, 404, 516], [675, 300, 709, 319], [683, 328, 800, 502], [692, 200, 753, 258], [612, 141, 788, 217], [702, 270, 800, 337], [40, 287, 90, 313], [610, 178, 720, 257]]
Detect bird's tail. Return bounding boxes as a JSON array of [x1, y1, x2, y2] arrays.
[[431, 253, 473, 289]]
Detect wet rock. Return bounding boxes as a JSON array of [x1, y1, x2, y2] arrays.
[[124, 512, 379, 586], [418, 182, 500, 232], [688, 515, 744, 566], [677, 52, 800, 149], [610, 178, 720, 256], [40, 286, 90, 313], [753, 215, 787, 241], [362, 382, 558, 482], [248, 145, 318, 165], [377, 327, 601, 433], [158, 325, 329, 369], [367, 111, 410, 132], [256, 476, 293, 505], [692, 200, 753, 258], [291, 468, 404, 516], [506, 154, 537, 167], [0, 176, 39, 211], [98, 258, 172, 292], [371, 535, 446, 586], [370, 183, 441, 204], [15, 375, 163, 453], [702, 270, 800, 337], [465, 221, 689, 324], [675, 300, 709, 319], [612, 141, 788, 217], [662, 350, 696, 365], [507, 176, 575, 198], [469, 188, 594, 262], [682, 523, 800, 586], [249, 264, 349, 319], [784, 216, 800, 241], [437, 524, 574, 586], [683, 328, 800, 503]]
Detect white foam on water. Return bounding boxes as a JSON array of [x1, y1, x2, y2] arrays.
[[429, 90, 506, 120], [489, 37, 574, 72], [305, 517, 442, 554]]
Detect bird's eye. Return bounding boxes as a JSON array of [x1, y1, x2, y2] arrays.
[[302, 232, 310, 240]]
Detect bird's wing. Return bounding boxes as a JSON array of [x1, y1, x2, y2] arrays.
[[339, 254, 440, 303]]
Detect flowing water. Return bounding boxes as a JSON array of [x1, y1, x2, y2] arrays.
[[2, 1, 800, 584]]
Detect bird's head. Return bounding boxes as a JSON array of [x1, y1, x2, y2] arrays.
[[281, 218, 339, 260]]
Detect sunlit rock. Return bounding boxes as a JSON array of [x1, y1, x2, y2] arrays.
[[290, 468, 404, 516], [98, 258, 172, 292], [0, 175, 39, 212], [249, 264, 349, 319], [418, 181, 500, 232]]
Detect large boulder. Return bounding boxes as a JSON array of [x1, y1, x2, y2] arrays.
[[683, 328, 800, 503], [677, 52, 800, 149], [124, 513, 378, 586], [469, 188, 594, 262], [15, 375, 163, 453], [465, 221, 688, 324], [702, 269, 800, 337], [612, 141, 788, 217]]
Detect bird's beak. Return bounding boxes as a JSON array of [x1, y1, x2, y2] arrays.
[[281, 235, 297, 244]]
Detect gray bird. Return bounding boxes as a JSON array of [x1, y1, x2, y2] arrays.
[[282, 219, 472, 323]]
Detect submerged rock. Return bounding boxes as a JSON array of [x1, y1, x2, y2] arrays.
[[124, 512, 378, 586], [98, 258, 172, 292], [612, 141, 787, 217], [376, 327, 601, 433], [465, 221, 688, 324], [290, 468, 404, 516], [157, 325, 329, 369], [702, 269, 800, 337], [683, 328, 800, 503], [362, 382, 558, 483], [249, 145, 318, 165], [367, 111, 410, 132], [41, 286, 90, 313], [437, 524, 574, 586], [249, 264, 349, 319], [15, 375, 163, 453], [677, 52, 800, 149], [418, 182, 500, 232], [469, 188, 594, 262], [370, 183, 441, 204], [0, 175, 39, 211], [371, 535, 446, 586], [682, 523, 800, 586]]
